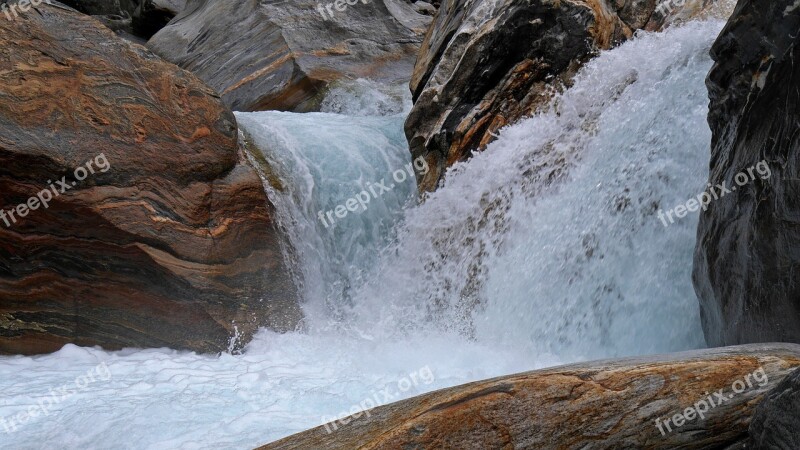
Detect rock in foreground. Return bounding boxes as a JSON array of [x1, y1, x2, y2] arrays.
[[0, 1, 300, 354], [693, 0, 800, 346], [260, 343, 800, 449], [148, 0, 431, 112]]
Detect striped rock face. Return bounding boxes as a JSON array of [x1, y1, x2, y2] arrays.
[[147, 0, 432, 113], [0, 2, 300, 355], [260, 343, 800, 449]]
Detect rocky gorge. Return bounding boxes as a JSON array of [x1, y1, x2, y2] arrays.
[[0, 0, 799, 448]]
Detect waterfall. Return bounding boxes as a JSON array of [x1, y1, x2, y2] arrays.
[[237, 21, 715, 359], [0, 19, 725, 449]]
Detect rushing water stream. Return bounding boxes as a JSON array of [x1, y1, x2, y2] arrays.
[[0, 19, 724, 449]]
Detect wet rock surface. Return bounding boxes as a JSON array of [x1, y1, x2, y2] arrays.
[[693, 0, 800, 347], [0, 1, 300, 355]]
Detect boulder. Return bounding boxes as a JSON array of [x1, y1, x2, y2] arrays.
[[260, 343, 800, 449], [147, 0, 431, 113], [0, 1, 300, 355], [693, 0, 800, 346], [748, 367, 800, 449], [405, 0, 733, 191]]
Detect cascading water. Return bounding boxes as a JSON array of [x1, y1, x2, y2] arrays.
[[0, 20, 725, 449]]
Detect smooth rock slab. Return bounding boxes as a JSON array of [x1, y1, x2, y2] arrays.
[[260, 343, 800, 449], [0, 1, 300, 354]]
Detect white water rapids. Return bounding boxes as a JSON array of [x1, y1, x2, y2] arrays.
[[0, 19, 724, 449]]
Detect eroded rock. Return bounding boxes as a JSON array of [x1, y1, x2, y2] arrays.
[[693, 0, 800, 347], [260, 343, 800, 449], [147, 0, 431, 112], [0, 1, 300, 355]]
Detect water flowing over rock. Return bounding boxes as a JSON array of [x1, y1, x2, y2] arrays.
[[693, 0, 800, 347], [147, 0, 431, 113], [0, 2, 300, 355], [260, 343, 800, 449], [405, 0, 733, 191]]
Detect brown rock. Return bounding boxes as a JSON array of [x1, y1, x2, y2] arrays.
[[259, 343, 800, 449], [0, 1, 300, 354], [406, 0, 733, 192]]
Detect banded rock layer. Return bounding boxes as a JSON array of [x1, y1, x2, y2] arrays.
[[0, 1, 300, 355]]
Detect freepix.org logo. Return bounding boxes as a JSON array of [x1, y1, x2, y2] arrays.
[[2, 0, 52, 21], [316, 0, 371, 21]]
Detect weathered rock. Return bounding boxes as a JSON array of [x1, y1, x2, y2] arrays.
[[748, 367, 800, 449], [147, 0, 431, 113], [260, 343, 800, 449], [0, 1, 300, 355], [406, 0, 733, 191], [693, 0, 800, 347]]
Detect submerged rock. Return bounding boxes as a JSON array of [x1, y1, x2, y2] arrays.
[[147, 0, 431, 112], [259, 343, 800, 449], [405, 0, 733, 191], [694, 0, 800, 346], [0, 2, 300, 354]]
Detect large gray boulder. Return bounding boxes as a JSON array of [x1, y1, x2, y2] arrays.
[[147, 0, 431, 112], [693, 0, 800, 346]]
